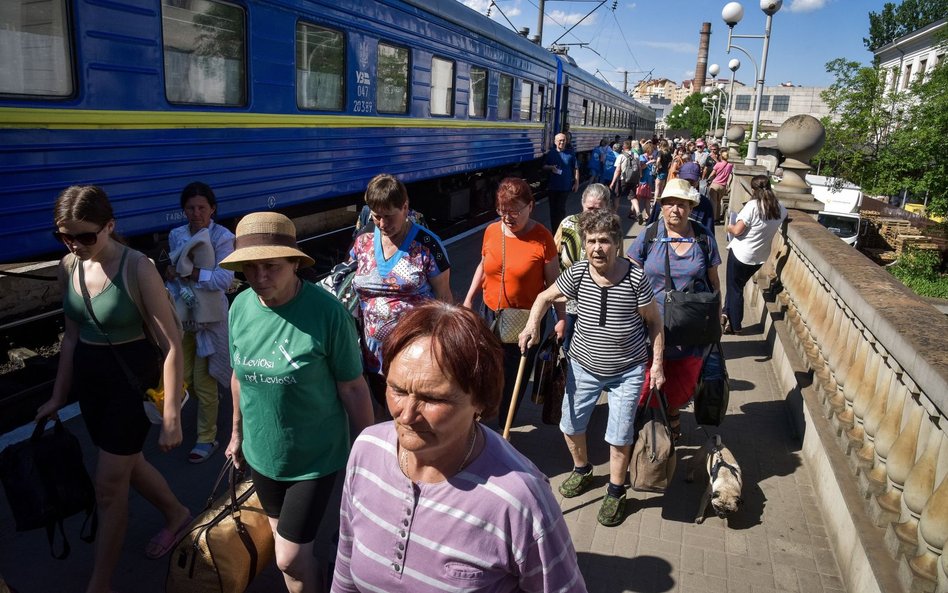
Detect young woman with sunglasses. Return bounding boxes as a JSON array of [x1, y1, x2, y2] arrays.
[[37, 185, 190, 593]]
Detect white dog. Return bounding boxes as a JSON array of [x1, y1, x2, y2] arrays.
[[685, 433, 743, 524]]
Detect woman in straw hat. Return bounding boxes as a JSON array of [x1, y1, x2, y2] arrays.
[[221, 212, 373, 593], [628, 178, 722, 441]]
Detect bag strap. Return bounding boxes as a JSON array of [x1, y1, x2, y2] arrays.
[[498, 227, 507, 312], [77, 255, 145, 396]]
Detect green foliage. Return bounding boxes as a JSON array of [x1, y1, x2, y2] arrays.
[[889, 247, 948, 298], [816, 52, 948, 216], [664, 93, 720, 138], [864, 0, 948, 52]]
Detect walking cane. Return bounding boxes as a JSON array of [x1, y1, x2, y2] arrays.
[[502, 354, 529, 441]]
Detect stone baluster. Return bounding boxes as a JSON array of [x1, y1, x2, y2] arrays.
[[874, 404, 925, 527], [856, 367, 898, 481], [908, 445, 948, 593], [842, 341, 880, 452], [853, 364, 899, 480], [817, 304, 845, 416], [865, 382, 909, 497], [888, 421, 942, 558]]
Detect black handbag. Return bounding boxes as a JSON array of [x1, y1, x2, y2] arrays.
[[661, 233, 721, 347], [530, 333, 567, 425], [0, 419, 97, 559], [694, 342, 730, 426]]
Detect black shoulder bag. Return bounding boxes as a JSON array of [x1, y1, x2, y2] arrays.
[[646, 221, 721, 347], [0, 419, 97, 558]]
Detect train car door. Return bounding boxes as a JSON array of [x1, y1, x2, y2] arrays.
[[539, 83, 554, 150]]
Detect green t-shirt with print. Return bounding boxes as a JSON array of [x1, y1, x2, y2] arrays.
[[229, 281, 363, 480]]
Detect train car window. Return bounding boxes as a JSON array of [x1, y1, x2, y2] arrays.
[[430, 56, 454, 116], [498, 74, 513, 119], [296, 23, 344, 111], [0, 0, 73, 97], [161, 0, 246, 106], [469, 67, 487, 118], [519, 81, 532, 121], [377, 42, 409, 114]]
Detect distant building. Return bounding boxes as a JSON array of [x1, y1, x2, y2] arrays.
[[727, 85, 831, 133], [633, 78, 676, 101], [875, 17, 946, 95]]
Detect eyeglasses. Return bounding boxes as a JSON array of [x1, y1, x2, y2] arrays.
[[53, 226, 105, 246], [497, 203, 531, 218]]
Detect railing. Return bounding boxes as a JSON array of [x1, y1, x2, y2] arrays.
[[761, 209, 948, 593]]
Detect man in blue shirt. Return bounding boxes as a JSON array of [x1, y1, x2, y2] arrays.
[[543, 133, 579, 231]]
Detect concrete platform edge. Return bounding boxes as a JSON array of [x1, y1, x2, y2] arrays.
[[747, 277, 902, 593]]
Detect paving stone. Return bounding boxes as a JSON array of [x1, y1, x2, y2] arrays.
[[773, 563, 801, 592], [680, 545, 705, 573], [705, 549, 729, 578], [728, 553, 775, 575], [819, 573, 845, 590], [728, 566, 777, 589]]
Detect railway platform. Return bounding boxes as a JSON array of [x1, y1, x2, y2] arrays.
[[0, 190, 847, 593]]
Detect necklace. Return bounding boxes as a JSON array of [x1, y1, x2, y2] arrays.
[[399, 424, 479, 481]]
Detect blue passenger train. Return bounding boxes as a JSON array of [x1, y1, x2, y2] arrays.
[[0, 0, 655, 263]]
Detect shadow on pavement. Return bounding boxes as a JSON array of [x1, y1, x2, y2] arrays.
[[578, 553, 675, 593]]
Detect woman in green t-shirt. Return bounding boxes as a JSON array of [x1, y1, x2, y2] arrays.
[[221, 212, 373, 593]]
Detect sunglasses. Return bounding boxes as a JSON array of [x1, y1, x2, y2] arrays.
[[53, 226, 105, 246]]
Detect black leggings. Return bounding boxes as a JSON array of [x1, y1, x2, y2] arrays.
[[250, 468, 338, 544]]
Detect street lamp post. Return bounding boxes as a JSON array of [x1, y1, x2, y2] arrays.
[[721, 0, 781, 166], [722, 59, 740, 148], [707, 63, 720, 142], [702, 97, 714, 137]]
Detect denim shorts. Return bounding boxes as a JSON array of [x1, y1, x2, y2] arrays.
[[560, 358, 647, 446]]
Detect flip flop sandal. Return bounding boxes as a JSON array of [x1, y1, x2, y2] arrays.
[[145, 513, 193, 559], [188, 440, 219, 464]]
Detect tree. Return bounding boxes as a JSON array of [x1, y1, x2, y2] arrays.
[[664, 93, 717, 138], [816, 54, 948, 214], [864, 0, 948, 52]]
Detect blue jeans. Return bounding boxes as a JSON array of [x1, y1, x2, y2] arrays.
[[560, 359, 646, 446]]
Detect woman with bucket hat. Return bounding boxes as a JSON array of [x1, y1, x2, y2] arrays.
[[628, 178, 722, 441], [220, 212, 373, 593]]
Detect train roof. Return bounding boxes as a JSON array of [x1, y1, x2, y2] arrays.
[[404, 0, 557, 67]]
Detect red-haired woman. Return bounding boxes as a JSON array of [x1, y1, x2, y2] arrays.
[[463, 178, 565, 429]]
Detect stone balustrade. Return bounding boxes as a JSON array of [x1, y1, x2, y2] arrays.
[[754, 209, 948, 593]]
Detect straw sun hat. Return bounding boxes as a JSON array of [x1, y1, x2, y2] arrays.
[[219, 212, 315, 271], [658, 178, 700, 206]]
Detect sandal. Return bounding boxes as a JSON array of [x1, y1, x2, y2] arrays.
[[188, 440, 219, 464], [667, 412, 682, 443], [145, 512, 192, 559]]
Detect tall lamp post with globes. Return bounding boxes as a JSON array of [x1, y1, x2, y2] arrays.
[[721, 0, 781, 166]]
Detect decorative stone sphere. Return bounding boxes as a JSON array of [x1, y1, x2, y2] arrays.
[[726, 125, 745, 143], [713, 128, 725, 139], [777, 114, 825, 162]]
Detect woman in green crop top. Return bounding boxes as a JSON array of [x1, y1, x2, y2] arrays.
[[36, 186, 191, 593]]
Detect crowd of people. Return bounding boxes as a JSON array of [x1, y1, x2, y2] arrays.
[[33, 130, 788, 592]]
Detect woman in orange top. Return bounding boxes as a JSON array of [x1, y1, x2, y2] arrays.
[[464, 178, 565, 430]]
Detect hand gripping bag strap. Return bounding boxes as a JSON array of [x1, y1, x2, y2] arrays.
[[167, 457, 273, 593]]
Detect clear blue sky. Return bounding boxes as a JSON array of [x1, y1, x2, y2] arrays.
[[458, 0, 891, 89]]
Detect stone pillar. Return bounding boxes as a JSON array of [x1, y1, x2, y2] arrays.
[[773, 114, 825, 214], [726, 125, 745, 162]]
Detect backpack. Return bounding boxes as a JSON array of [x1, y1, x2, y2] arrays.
[[621, 152, 640, 184]]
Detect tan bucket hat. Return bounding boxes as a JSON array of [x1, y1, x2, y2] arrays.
[[657, 178, 700, 206], [219, 212, 315, 271]]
